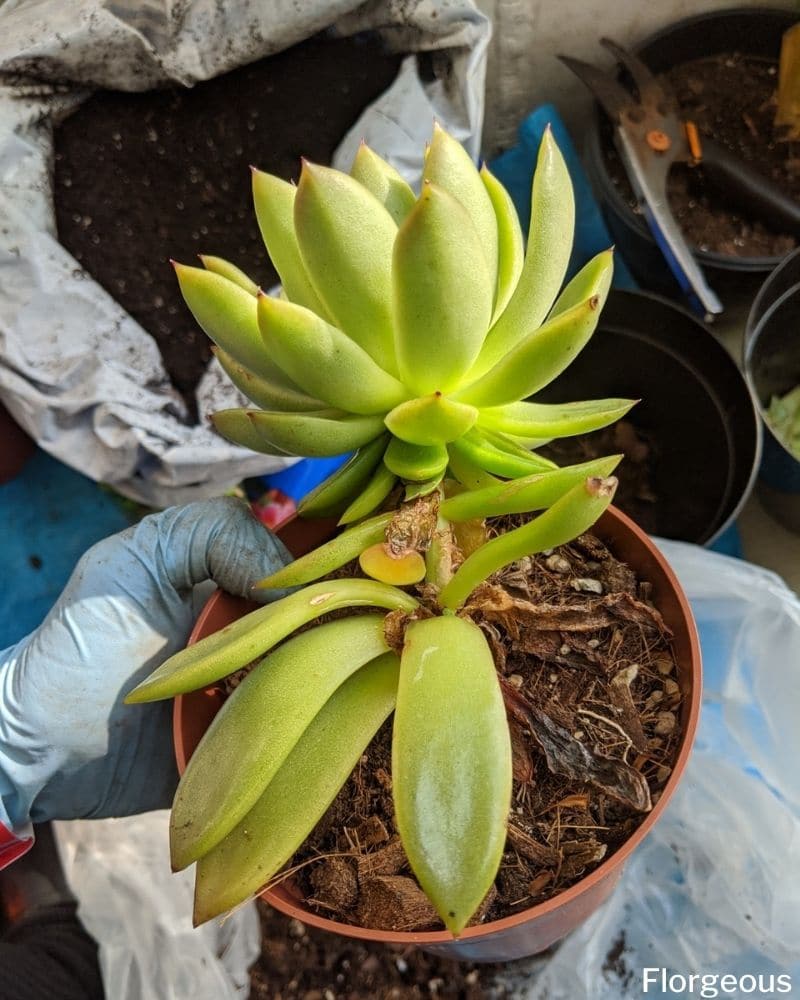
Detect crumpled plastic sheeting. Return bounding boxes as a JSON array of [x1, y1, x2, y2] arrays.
[[0, 0, 489, 506], [54, 810, 260, 1000], [496, 542, 800, 999]]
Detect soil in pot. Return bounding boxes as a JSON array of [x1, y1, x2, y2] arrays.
[[52, 33, 402, 414], [220, 518, 684, 940], [606, 51, 798, 258]]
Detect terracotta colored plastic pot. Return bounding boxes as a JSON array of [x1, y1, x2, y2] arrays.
[[174, 506, 701, 962]]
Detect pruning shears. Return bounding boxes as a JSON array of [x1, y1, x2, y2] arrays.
[[560, 38, 800, 321]]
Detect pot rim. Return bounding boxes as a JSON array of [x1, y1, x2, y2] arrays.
[[587, 5, 799, 271], [744, 280, 800, 467], [174, 502, 702, 946], [591, 289, 763, 546], [746, 248, 800, 344]]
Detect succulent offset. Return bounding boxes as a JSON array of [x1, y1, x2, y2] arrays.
[[128, 126, 636, 935]]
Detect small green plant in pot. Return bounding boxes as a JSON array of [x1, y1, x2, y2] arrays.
[[127, 126, 641, 934]]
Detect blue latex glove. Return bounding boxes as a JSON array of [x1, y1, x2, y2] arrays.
[[0, 498, 291, 843]]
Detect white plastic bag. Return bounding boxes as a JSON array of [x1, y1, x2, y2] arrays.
[[0, 0, 489, 506], [55, 811, 260, 1000], [496, 542, 800, 998]]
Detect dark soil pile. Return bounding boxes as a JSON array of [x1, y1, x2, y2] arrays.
[[250, 903, 511, 1000], [272, 526, 682, 935], [607, 52, 798, 258], [53, 33, 402, 412]]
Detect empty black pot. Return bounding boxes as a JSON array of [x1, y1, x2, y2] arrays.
[[584, 7, 799, 313], [538, 290, 761, 545]]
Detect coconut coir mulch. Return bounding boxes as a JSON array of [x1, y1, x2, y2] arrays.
[[52, 33, 402, 412], [607, 51, 798, 257]]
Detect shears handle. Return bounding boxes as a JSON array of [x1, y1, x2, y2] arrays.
[[617, 128, 724, 320]]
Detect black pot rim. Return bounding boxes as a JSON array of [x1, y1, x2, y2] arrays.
[[600, 289, 762, 545], [588, 6, 799, 273], [747, 247, 800, 341], [744, 281, 800, 466]]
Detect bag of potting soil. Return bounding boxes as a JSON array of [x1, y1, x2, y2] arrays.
[[0, 0, 489, 506]]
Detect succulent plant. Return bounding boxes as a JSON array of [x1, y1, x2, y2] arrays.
[[128, 127, 635, 935]]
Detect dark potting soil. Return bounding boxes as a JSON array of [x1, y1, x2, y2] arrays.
[[251, 523, 682, 942], [250, 902, 511, 1000], [541, 420, 661, 536], [52, 33, 403, 413], [607, 52, 798, 257]]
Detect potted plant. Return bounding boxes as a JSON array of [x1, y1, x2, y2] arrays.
[[126, 126, 701, 960], [583, 7, 799, 313]]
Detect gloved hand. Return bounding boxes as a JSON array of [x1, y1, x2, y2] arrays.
[[0, 498, 292, 846]]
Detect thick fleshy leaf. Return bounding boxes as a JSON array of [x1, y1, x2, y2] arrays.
[[404, 473, 445, 501], [471, 129, 575, 376], [294, 162, 398, 373], [449, 429, 555, 480], [297, 436, 388, 518], [127, 578, 416, 704], [393, 615, 512, 934], [423, 123, 498, 293], [251, 170, 329, 316], [213, 348, 324, 412], [338, 460, 397, 524], [393, 183, 492, 393], [359, 543, 426, 585], [199, 255, 259, 295], [249, 409, 385, 458], [454, 294, 607, 409], [193, 652, 400, 925], [439, 476, 618, 610], [446, 446, 500, 491], [211, 409, 290, 455], [256, 294, 407, 415], [480, 165, 524, 321], [548, 248, 614, 319], [385, 394, 478, 446], [439, 455, 622, 521], [170, 615, 390, 871], [478, 397, 637, 438], [350, 143, 416, 224], [175, 264, 298, 384], [255, 512, 394, 589], [384, 438, 449, 481]]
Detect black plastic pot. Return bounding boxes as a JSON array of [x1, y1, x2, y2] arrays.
[[744, 284, 800, 533], [538, 290, 761, 545], [746, 246, 800, 342], [584, 7, 799, 313]]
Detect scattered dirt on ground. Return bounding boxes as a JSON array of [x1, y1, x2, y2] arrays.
[[250, 904, 512, 1000], [53, 33, 402, 414]]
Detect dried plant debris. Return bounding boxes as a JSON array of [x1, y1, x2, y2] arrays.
[[286, 523, 684, 931]]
